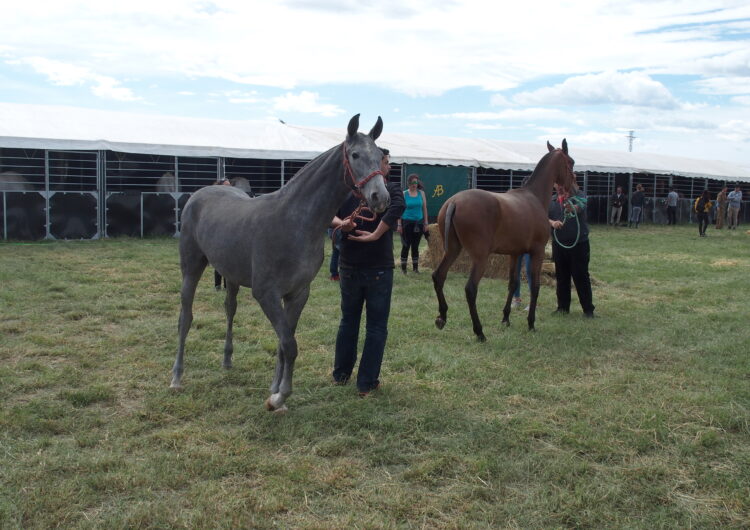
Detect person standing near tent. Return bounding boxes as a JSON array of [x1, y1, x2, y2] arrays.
[[694, 189, 712, 237], [629, 184, 645, 228], [727, 184, 743, 230], [610, 186, 626, 226], [548, 182, 595, 318], [715, 186, 728, 229], [666, 187, 679, 225], [397, 173, 429, 274], [330, 149, 405, 397]]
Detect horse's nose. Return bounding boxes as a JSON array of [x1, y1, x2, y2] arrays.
[[370, 191, 389, 213]]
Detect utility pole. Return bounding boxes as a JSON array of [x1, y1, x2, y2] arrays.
[[626, 130, 636, 152]]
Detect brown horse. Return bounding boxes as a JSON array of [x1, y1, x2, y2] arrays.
[[432, 140, 577, 341]]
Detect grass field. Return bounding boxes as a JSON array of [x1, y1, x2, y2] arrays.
[[1, 225, 749, 528]]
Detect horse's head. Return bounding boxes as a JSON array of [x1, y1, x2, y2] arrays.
[[343, 114, 390, 213], [547, 139, 578, 193]]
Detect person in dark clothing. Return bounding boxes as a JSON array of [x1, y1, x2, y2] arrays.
[[330, 150, 405, 396], [694, 189, 712, 237], [610, 186, 626, 226], [549, 182, 595, 318], [629, 184, 645, 228]]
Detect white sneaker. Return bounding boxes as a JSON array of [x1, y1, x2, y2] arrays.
[[524, 305, 530, 312], [511, 297, 522, 309]]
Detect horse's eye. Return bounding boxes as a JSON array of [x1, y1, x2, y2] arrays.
[[351, 152, 359, 160]]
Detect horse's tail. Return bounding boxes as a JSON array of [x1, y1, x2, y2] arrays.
[[444, 201, 456, 253]]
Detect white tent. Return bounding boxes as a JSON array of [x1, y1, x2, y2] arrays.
[[1, 102, 748, 182]]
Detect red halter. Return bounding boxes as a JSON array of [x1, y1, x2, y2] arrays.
[[331, 143, 383, 244], [342, 143, 384, 200]]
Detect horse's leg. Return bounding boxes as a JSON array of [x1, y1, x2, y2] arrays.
[[171, 255, 208, 388], [432, 242, 462, 330], [253, 286, 307, 412], [502, 254, 520, 326], [222, 281, 240, 369], [465, 258, 488, 342], [527, 250, 544, 331], [268, 286, 310, 399]]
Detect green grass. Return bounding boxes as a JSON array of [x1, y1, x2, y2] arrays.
[[1, 225, 749, 528]]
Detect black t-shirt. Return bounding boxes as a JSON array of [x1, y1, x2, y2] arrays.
[[337, 182, 405, 270], [549, 190, 590, 246]]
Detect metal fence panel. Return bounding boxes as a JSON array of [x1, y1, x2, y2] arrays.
[[49, 192, 98, 239], [3, 191, 46, 240]]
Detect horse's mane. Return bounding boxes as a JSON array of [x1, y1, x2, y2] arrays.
[[277, 143, 341, 194]]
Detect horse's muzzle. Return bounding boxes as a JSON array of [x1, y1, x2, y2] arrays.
[[368, 191, 390, 214]]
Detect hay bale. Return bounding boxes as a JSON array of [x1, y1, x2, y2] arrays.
[[421, 223, 555, 286]]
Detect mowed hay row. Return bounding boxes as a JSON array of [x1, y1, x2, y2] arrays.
[[421, 223, 556, 285]]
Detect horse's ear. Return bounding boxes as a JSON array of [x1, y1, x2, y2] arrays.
[[562, 138, 568, 155], [368, 116, 383, 140], [347, 114, 360, 139], [547, 141, 555, 152]]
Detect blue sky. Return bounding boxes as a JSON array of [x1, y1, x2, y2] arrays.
[[1, 0, 749, 166]]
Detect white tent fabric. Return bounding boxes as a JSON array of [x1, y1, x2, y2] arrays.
[[1, 102, 748, 182]]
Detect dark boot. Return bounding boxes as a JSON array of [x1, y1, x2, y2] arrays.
[[412, 261, 419, 273], [401, 261, 407, 274]]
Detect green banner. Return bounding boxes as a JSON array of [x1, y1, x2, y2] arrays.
[[403, 165, 471, 218]]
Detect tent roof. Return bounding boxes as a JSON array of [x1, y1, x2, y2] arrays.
[[1, 102, 748, 182]]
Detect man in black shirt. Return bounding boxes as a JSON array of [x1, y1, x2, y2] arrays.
[[629, 184, 645, 228], [330, 149, 405, 396]]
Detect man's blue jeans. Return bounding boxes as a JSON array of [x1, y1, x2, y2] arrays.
[[333, 268, 393, 393]]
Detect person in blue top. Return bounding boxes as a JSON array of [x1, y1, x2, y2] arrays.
[[397, 173, 429, 274]]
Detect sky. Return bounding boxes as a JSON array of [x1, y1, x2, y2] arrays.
[[1, 0, 749, 167]]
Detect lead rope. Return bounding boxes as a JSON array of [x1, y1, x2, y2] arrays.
[[334, 143, 383, 243], [553, 195, 586, 249]]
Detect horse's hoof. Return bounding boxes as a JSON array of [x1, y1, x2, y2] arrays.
[[264, 393, 286, 412], [222, 362, 232, 370], [169, 381, 183, 391], [435, 317, 446, 330], [477, 334, 487, 343], [502, 319, 510, 327]]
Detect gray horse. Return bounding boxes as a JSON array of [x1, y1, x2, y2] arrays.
[[172, 114, 389, 412], [0, 171, 32, 191]]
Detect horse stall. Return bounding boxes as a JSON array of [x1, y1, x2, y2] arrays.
[[1, 148, 99, 240], [104, 152, 221, 237]]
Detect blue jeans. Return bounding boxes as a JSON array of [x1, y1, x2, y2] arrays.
[[333, 268, 393, 392], [513, 254, 532, 298], [630, 206, 642, 224]]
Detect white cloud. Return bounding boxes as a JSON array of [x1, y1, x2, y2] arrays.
[[572, 131, 632, 147], [217, 89, 262, 104], [489, 93, 512, 107], [12, 56, 140, 101], [465, 123, 508, 130], [717, 119, 750, 143], [693, 76, 750, 95], [426, 108, 567, 121], [272, 91, 344, 116], [513, 71, 679, 109], [732, 95, 750, 105], [2, 1, 748, 97]]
